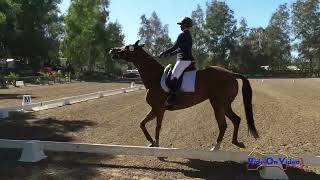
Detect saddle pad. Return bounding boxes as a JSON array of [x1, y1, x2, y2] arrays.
[[160, 65, 197, 93]]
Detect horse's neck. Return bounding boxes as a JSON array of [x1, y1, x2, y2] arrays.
[[133, 53, 164, 89]]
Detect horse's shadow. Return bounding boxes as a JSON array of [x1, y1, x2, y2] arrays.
[[162, 158, 320, 180], [163, 159, 258, 180]]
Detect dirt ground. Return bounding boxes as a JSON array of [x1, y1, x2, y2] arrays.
[[0, 79, 320, 179], [0, 82, 130, 107]]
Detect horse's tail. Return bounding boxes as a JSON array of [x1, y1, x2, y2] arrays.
[[233, 73, 259, 139]]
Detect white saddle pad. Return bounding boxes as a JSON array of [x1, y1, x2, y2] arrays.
[[160, 64, 197, 93]]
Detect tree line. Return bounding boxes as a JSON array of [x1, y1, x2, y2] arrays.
[[1, 0, 319, 77]]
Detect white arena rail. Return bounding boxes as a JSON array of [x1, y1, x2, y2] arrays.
[[0, 84, 145, 119], [0, 139, 248, 162], [0, 139, 319, 179]]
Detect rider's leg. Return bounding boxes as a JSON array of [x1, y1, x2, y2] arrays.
[[166, 60, 191, 106], [171, 61, 192, 80]]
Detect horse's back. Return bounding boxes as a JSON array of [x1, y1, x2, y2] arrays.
[[195, 66, 239, 98], [197, 66, 237, 81]]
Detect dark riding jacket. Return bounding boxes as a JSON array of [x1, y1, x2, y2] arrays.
[[164, 29, 194, 61]]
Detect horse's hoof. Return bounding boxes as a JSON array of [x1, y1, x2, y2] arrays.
[[233, 141, 246, 148], [148, 142, 159, 147], [210, 147, 219, 151], [210, 143, 221, 151]]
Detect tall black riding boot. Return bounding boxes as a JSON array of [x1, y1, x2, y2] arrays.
[[166, 77, 179, 107]]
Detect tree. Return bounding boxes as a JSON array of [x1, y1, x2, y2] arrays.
[[264, 3, 291, 71], [292, 0, 320, 75], [138, 12, 172, 57], [246, 27, 269, 73], [63, 0, 124, 74], [191, 5, 208, 69], [17, 0, 62, 67], [0, 0, 62, 70], [0, 0, 21, 57], [103, 21, 125, 74], [237, 18, 249, 46], [232, 26, 269, 74], [230, 18, 252, 73], [204, 0, 237, 67], [64, 0, 108, 72]]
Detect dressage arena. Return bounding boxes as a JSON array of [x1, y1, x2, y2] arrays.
[[0, 79, 319, 179]]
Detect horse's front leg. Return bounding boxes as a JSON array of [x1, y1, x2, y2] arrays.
[[140, 110, 156, 146], [154, 112, 165, 147]]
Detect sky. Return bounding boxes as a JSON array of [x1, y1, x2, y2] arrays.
[[59, 0, 296, 44]]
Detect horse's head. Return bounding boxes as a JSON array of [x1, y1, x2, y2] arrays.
[[110, 40, 145, 62]]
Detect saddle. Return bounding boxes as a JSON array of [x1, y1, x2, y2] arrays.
[[165, 62, 196, 91]]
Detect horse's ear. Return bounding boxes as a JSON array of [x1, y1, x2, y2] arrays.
[[134, 40, 140, 47]]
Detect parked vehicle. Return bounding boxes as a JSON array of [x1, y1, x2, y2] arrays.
[[123, 69, 140, 78]]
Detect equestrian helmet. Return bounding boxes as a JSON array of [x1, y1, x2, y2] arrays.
[[177, 17, 193, 27]]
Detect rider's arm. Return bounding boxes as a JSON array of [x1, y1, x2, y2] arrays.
[[160, 33, 183, 57]]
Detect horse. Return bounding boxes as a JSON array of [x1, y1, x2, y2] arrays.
[[110, 40, 259, 151]]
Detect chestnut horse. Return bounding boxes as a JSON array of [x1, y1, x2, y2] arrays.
[[110, 40, 259, 150]]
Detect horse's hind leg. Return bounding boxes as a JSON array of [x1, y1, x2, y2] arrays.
[[226, 105, 245, 148], [140, 110, 156, 146], [210, 100, 227, 151]]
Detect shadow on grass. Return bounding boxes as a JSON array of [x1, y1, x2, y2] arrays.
[[0, 157, 253, 180], [0, 111, 111, 180], [0, 151, 319, 179], [0, 112, 96, 141], [286, 167, 320, 180], [180, 159, 318, 179], [159, 159, 320, 180], [0, 152, 114, 180], [165, 159, 260, 180]]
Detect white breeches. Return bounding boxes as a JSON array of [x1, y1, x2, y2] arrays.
[[171, 60, 192, 80]]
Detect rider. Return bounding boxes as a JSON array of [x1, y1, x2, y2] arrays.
[[159, 17, 194, 106]]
